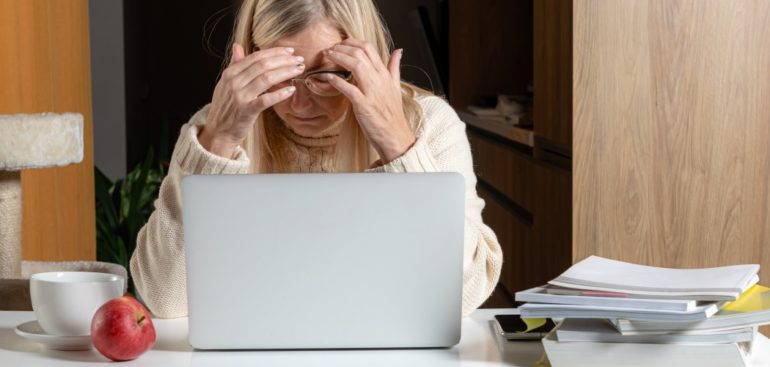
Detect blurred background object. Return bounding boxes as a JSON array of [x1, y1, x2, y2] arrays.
[[0, 113, 84, 279], [0, 0, 96, 268], [0, 112, 125, 311]]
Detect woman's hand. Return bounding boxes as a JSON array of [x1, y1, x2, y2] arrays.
[[324, 39, 415, 163], [199, 43, 305, 158]]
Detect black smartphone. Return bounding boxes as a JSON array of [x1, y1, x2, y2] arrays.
[[493, 314, 557, 340]]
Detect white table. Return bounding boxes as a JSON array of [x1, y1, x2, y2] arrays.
[[1, 309, 769, 366]]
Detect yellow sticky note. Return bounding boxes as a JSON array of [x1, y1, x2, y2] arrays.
[[721, 285, 770, 314], [522, 317, 547, 332]]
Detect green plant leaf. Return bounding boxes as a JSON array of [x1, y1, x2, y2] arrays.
[[127, 148, 154, 248], [116, 236, 128, 270], [95, 145, 166, 297], [96, 215, 121, 265], [113, 179, 124, 223], [94, 167, 118, 231]]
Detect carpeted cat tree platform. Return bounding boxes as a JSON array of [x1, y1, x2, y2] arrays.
[[0, 113, 125, 310]]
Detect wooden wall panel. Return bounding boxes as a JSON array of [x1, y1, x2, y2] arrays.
[[0, 0, 95, 261], [574, 0, 770, 278]]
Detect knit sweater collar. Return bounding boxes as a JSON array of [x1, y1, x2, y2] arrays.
[[276, 112, 346, 149]]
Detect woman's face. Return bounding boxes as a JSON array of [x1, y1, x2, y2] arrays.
[[268, 19, 349, 137]]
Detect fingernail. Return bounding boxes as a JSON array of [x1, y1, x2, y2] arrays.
[[324, 48, 333, 55], [295, 56, 304, 62], [285, 86, 296, 94], [296, 63, 305, 71], [285, 47, 294, 54], [399, 49, 404, 57]]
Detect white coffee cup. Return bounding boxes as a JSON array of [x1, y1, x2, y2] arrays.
[[30, 272, 126, 336]]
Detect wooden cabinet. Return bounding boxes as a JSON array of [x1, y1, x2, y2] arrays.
[[477, 184, 532, 296], [448, 0, 532, 111], [533, 0, 572, 153], [450, 0, 572, 308], [467, 127, 571, 307], [468, 131, 535, 214], [454, 2, 770, 331], [531, 160, 572, 287]]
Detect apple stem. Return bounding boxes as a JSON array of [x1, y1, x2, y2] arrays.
[[137, 315, 145, 323]]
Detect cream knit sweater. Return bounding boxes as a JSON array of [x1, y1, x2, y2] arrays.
[[130, 95, 503, 318]]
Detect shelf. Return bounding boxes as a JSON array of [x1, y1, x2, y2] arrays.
[[458, 110, 534, 147]]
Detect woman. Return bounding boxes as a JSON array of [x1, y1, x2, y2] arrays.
[[130, 0, 502, 318]]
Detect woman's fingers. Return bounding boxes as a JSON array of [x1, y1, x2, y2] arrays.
[[387, 49, 403, 84], [324, 47, 363, 73], [327, 40, 402, 90], [326, 73, 365, 103], [232, 54, 304, 89], [230, 43, 246, 65], [340, 38, 382, 67], [324, 48, 376, 88], [204, 46, 301, 155], [247, 86, 297, 112], [225, 46, 296, 78], [330, 43, 385, 73], [238, 64, 305, 103]]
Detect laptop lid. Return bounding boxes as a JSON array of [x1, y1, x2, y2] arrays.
[[181, 173, 464, 349]]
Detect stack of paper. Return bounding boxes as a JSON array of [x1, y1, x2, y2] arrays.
[[514, 256, 770, 367], [547, 256, 759, 300]]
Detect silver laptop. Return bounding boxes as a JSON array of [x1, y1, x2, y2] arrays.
[[181, 173, 465, 350]]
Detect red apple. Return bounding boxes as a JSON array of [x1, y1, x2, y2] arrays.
[[90, 296, 156, 361]]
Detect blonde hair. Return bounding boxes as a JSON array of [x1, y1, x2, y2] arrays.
[[230, 0, 430, 173]]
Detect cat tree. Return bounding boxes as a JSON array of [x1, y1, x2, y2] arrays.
[[0, 112, 124, 287]]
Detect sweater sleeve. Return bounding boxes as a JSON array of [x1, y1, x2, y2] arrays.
[[130, 106, 250, 318], [366, 96, 504, 317]]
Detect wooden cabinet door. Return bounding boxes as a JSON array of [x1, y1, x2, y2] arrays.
[[533, 0, 572, 153], [469, 129, 572, 307], [0, 0, 95, 261]]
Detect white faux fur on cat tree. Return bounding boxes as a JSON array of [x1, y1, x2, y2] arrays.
[[0, 113, 83, 278]]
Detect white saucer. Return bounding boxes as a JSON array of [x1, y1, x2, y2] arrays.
[[14, 320, 92, 351]]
